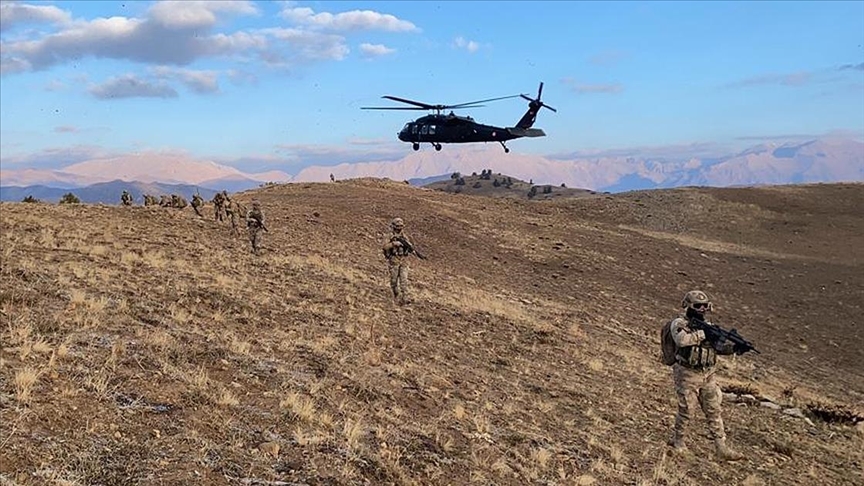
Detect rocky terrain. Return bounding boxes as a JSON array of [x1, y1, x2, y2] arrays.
[[1, 180, 862, 485]]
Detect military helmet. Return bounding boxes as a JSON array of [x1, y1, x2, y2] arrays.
[[391, 217, 404, 229], [682, 290, 712, 311]]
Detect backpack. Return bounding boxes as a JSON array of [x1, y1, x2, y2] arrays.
[[660, 319, 678, 366]]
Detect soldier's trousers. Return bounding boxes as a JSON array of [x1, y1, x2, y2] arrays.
[[388, 261, 409, 302], [672, 364, 726, 441], [248, 227, 262, 253]]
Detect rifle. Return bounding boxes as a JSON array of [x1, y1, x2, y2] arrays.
[[393, 235, 426, 260], [690, 317, 760, 355]]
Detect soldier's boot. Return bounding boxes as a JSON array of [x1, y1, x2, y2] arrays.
[[667, 431, 686, 451], [714, 439, 744, 461]]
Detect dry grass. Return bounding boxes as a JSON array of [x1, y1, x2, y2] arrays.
[[0, 184, 861, 485]]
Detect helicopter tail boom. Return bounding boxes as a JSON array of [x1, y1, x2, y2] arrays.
[[508, 127, 545, 138]]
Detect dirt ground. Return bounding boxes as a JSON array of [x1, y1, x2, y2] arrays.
[[1, 180, 862, 485]]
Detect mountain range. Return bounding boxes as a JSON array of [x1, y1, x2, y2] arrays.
[[1, 138, 861, 200]]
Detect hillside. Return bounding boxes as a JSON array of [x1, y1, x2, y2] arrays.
[[423, 172, 597, 200], [1, 181, 862, 485]]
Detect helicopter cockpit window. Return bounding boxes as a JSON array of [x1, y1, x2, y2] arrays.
[[403, 123, 411, 131], [411, 125, 418, 134], [420, 125, 428, 135], [429, 125, 436, 134]]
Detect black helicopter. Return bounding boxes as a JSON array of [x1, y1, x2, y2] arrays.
[[362, 82, 555, 153]]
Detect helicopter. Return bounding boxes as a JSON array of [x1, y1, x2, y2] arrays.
[[362, 82, 555, 153]]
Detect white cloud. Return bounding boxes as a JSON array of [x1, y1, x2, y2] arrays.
[[0, 2, 71, 33], [147, 0, 259, 30], [89, 74, 178, 99], [723, 71, 812, 88], [258, 27, 349, 62], [0, 2, 415, 77], [359, 43, 395, 58], [0, 5, 266, 74], [280, 7, 418, 32], [151, 66, 220, 94], [453, 36, 480, 53]]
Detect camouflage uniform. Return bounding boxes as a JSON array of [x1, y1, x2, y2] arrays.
[[213, 191, 226, 221], [159, 195, 171, 207], [246, 201, 265, 254], [143, 194, 155, 206], [121, 190, 133, 206], [224, 193, 238, 232], [171, 194, 188, 209], [669, 290, 744, 461], [382, 217, 418, 305], [191, 194, 204, 217]]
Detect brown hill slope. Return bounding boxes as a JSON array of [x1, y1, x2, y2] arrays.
[[424, 172, 597, 200], [1, 181, 862, 485]]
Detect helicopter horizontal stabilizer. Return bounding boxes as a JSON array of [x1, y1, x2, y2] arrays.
[[508, 127, 546, 138]]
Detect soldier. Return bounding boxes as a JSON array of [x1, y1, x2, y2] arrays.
[[213, 191, 226, 221], [191, 193, 204, 217], [173, 194, 188, 209], [330, 173, 335, 182], [121, 190, 133, 206], [159, 195, 171, 207], [224, 192, 238, 233], [246, 200, 266, 254], [668, 290, 744, 461], [381, 217, 421, 305]]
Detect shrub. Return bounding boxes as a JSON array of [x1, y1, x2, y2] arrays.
[[527, 186, 537, 199], [59, 193, 80, 204], [22, 195, 40, 203]]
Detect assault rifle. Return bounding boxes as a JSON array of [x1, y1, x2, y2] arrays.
[[393, 235, 426, 260], [690, 317, 760, 355]]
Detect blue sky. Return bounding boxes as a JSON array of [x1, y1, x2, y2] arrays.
[[1, 0, 862, 173]]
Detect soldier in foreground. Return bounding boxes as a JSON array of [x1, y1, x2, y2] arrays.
[[213, 191, 226, 222], [666, 290, 745, 461], [191, 193, 204, 217], [381, 217, 425, 305], [121, 190, 133, 206], [246, 201, 266, 254]]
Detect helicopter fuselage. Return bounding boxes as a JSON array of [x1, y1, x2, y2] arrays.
[[397, 114, 520, 145]]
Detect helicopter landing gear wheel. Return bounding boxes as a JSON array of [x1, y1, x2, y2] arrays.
[[434, 143, 442, 151], [412, 143, 420, 151], [500, 141, 510, 153]]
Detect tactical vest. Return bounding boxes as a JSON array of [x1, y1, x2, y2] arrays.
[[389, 234, 411, 257], [671, 318, 718, 370]]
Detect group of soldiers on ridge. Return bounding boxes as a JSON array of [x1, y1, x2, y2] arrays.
[[119, 189, 265, 254], [118, 186, 754, 463]]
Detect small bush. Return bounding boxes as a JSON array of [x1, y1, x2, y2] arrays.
[[59, 193, 81, 204], [22, 195, 40, 203]]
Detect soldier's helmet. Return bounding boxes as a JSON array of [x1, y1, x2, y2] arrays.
[[391, 217, 404, 230], [682, 290, 712, 312]]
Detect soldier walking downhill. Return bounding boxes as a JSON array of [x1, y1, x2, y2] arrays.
[[246, 201, 266, 254], [191, 193, 204, 217], [212, 191, 226, 222], [667, 290, 744, 461], [381, 217, 423, 305], [121, 190, 133, 206]]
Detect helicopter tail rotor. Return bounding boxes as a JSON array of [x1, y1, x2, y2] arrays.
[[519, 82, 557, 113], [514, 82, 556, 130]]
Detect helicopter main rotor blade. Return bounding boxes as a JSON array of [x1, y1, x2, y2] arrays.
[[448, 94, 521, 109], [361, 106, 430, 110], [381, 95, 437, 110]]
